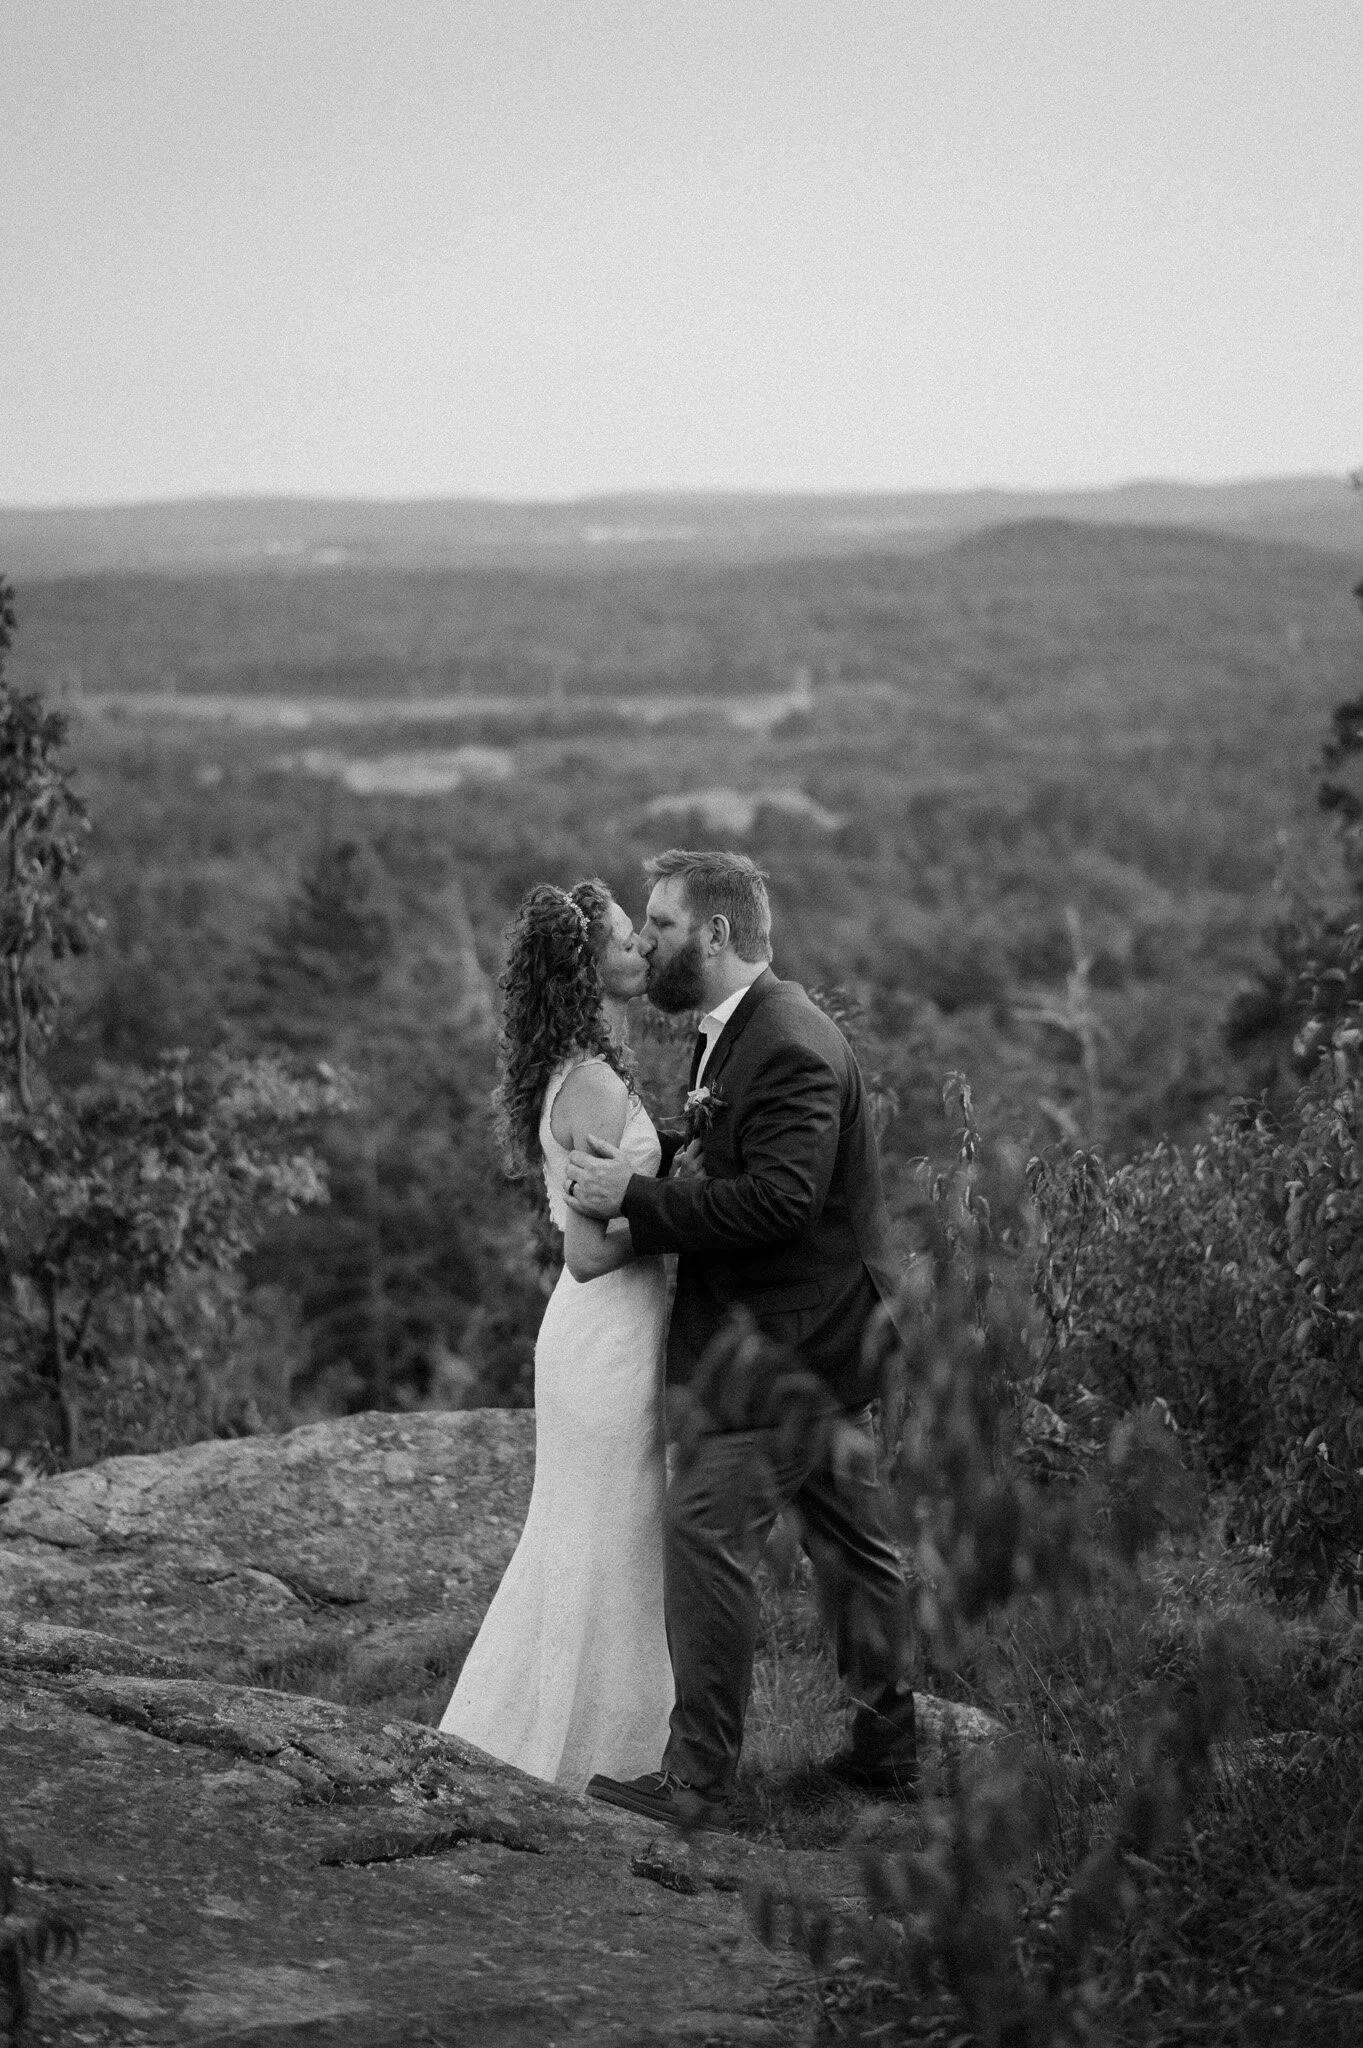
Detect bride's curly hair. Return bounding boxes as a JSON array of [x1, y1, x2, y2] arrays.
[[492, 878, 636, 1177]]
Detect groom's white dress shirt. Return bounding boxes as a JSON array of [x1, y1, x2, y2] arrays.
[[695, 986, 748, 1086]]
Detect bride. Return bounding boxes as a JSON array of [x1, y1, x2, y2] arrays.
[[440, 879, 675, 1790]]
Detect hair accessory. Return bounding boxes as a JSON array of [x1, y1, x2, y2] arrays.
[[558, 888, 592, 940]]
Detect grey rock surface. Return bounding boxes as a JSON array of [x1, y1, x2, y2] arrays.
[[0, 1410, 536, 1684], [1, 1409, 1005, 2043], [3, 1627, 812, 2044]]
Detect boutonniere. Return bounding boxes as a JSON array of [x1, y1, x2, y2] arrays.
[[683, 1082, 729, 1141]]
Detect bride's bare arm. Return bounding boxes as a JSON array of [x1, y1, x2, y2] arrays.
[[550, 1062, 637, 1280]]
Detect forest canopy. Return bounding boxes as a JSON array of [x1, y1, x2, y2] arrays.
[[1, 516, 1361, 1504]]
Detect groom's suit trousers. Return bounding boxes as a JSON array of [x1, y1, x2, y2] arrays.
[[661, 1407, 909, 1795]]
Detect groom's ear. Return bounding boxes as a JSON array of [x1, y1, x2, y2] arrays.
[[706, 913, 732, 954]]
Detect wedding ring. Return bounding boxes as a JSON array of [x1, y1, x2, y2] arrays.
[[568, 1177, 578, 1197]]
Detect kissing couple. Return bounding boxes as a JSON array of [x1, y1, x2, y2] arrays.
[[440, 848, 917, 1831]]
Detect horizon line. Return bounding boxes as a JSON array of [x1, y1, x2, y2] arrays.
[[1, 470, 1354, 518]]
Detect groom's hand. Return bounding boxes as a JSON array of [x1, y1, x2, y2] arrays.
[[670, 1138, 707, 1183], [565, 1135, 633, 1219]]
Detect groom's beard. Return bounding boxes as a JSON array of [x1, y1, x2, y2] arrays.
[[646, 932, 707, 1013]]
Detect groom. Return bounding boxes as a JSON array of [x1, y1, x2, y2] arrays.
[[565, 848, 916, 1830]]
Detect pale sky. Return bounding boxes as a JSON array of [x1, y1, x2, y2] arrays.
[[4, 0, 1361, 505]]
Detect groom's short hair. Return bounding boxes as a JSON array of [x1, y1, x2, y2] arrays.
[[644, 849, 773, 963]]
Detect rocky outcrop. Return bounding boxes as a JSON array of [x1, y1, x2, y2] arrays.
[[1, 1410, 1004, 2043], [5, 1625, 812, 2044], [0, 1409, 534, 1680]]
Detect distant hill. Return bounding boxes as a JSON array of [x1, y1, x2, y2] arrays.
[[6, 515, 1357, 710], [0, 475, 1358, 581]]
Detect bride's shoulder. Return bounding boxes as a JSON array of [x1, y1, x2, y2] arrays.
[[552, 1055, 630, 1113], [547, 1055, 631, 1148]]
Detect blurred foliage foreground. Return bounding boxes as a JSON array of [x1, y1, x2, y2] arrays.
[[711, 1055, 1362, 2044], [2, 561, 1363, 2043]]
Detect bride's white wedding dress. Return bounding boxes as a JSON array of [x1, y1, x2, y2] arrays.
[[439, 1056, 674, 1791]]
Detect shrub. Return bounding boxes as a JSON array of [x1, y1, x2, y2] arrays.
[[0, 585, 340, 1464], [0, 1051, 346, 1463], [1031, 1028, 1363, 1602], [0, 580, 97, 1114], [1225, 572, 1363, 1101]]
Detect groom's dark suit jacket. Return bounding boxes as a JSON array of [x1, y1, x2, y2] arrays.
[[620, 969, 903, 1413]]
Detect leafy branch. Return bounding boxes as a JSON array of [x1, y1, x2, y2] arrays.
[[0, 1832, 79, 2047]]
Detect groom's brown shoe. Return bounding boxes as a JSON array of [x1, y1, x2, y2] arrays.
[[586, 1770, 730, 1833], [825, 1690, 918, 1798]]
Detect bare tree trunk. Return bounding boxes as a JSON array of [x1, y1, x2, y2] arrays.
[[5, 821, 32, 1112], [364, 1131, 387, 1394], [8, 956, 31, 1114], [43, 1272, 78, 1465]]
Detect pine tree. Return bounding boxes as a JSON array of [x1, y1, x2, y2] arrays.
[[250, 836, 395, 1053]]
